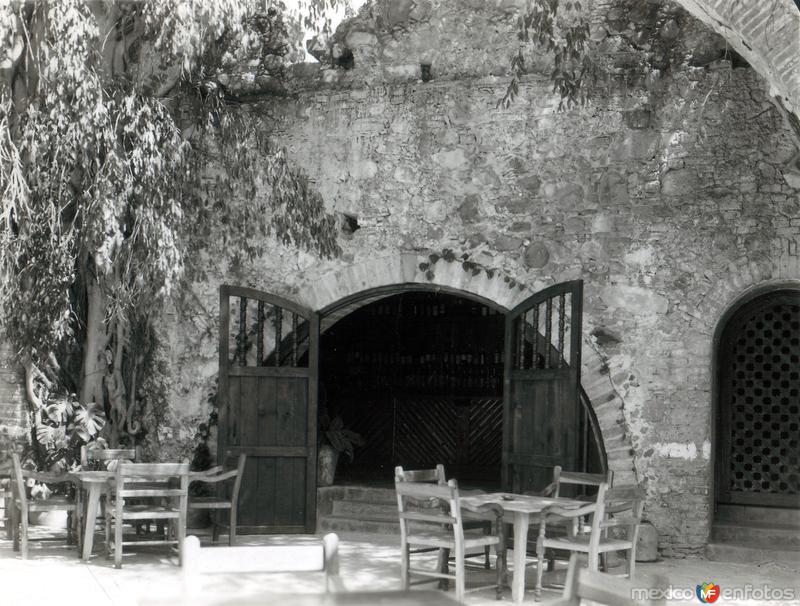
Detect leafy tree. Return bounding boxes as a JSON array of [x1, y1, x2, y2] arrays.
[[0, 0, 340, 462]]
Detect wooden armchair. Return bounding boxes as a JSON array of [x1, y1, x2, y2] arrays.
[[534, 483, 645, 601], [9, 453, 82, 558], [105, 462, 189, 568], [395, 470, 505, 603], [396, 465, 493, 568], [188, 452, 246, 545]]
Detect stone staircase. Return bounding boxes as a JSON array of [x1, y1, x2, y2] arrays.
[[707, 504, 800, 567], [317, 486, 400, 535]]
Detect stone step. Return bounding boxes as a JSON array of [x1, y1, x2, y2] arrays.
[[712, 521, 800, 549], [319, 485, 396, 505], [706, 540, 800, 566], [332, 499, 398, 518], [318, 514, 400, 536], [716, 504, 800, 527]]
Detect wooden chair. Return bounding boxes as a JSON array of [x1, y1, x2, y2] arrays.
[[9, 453, 82, 558], [396, 465, 493, 568], [188, 452, 246, 545], [182, 532, 342, 596], [81, 447, 140, 534], [534, 483, 645, 601], [395, 469, 505, 603], [105, 462, 189, 568], [535, 466, 615, 568], [550, 553, 654, 606]]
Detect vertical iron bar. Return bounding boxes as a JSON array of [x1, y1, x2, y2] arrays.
[[532, 304, 539, 369], [274, 306, 283, 367], [558, 293, 566, 368], [238, 296, 247, 367], [545, 298, 553, 369], [256, 300, 264, 365], [292, 313, 298, 368], [517, 312, 525, 370]]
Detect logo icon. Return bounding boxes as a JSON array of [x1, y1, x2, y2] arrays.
[[696, 582, 720, 603]]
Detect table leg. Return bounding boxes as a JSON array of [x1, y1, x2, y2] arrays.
[[82, 485, 102, 561], [512, 511, 530, 603]]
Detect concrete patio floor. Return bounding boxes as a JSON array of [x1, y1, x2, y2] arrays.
[[1, 528, 799, 606]]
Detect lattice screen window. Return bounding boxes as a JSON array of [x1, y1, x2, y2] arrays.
[[728, 302, 800, 495]]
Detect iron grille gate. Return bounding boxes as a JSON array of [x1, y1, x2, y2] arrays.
[[718, 292, 800, 507]]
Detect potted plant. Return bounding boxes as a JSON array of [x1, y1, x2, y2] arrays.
[[317, 414, 363, 486]]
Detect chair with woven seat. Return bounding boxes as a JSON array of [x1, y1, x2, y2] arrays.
[[395, 467, 505, 603], [9, 453, 82, 558], [396, 464, 493, 568], [105, 462, 189, 568], [188, 452, 246, 545], [534, 483, 645, 601]]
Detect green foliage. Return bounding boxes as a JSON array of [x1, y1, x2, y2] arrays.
[[33, 393, 105, 471], [0, 1, 341, 459], [319, 414, 363, 462], [499, 0, 596, 110]]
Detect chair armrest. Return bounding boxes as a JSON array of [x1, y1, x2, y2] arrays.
[[189, 469, 239, 483], [188, 465, 224, 479], [22, 470, 77, 485], [523, 481, 558, 498], [541, 502, 597, 520], [461, 502, 504, 521]]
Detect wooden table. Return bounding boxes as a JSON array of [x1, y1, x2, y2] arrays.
[[460, 492, 588, 603], [72, 470, 114, 560]]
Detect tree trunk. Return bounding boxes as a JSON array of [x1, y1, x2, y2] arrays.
[[80, 278, 108, 409]]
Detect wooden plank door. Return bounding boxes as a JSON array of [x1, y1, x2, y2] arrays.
[[502, 281, 583, 493], [218, 285, 319, 533]]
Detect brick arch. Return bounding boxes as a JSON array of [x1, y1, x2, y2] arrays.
[[292, 252, 639, 483], [675, 0, 799, 120]]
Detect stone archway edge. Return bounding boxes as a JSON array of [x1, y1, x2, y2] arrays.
[[292, 252, 639, 484], [295, 252, 537, 312]]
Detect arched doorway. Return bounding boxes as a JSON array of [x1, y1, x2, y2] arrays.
[[714, 287, 800, 512], [320, 290, 506, 486]]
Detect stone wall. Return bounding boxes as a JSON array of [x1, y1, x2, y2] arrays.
[[130, 0, 800, 558]]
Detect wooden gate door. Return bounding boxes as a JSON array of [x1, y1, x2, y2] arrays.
[[717, 290, 800, 508], [218, 285, 319, 533], [502, 281, 583, 493]]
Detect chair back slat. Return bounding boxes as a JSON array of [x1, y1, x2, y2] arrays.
[[87, 449, 136, 461], [552, 465, 614, 499], [395, 464, 446, 484], [118, 462, 189, 477]]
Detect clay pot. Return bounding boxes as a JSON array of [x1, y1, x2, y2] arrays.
[[636, 521, 659, 561], [317, 444, 339, 487]]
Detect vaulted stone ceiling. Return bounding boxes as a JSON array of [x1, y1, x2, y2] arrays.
[[676, 0, 799, 122]]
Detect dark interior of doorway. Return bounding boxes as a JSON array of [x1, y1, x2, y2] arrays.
[[320, 291, 505, 488]]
